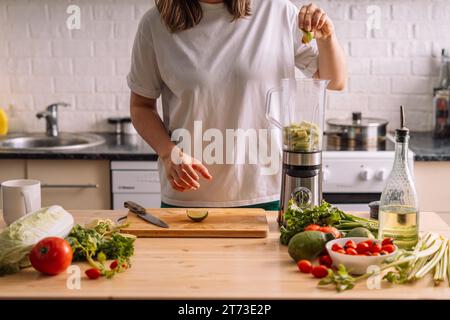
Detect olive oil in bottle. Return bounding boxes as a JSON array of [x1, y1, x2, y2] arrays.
[[379, 106, 419, 249]]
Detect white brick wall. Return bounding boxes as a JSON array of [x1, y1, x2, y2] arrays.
[[0, 0, 449, 133]]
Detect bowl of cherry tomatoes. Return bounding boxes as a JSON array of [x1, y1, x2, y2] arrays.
[[325, 237, 397, 275]]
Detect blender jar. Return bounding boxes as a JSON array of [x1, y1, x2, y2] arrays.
[[266, 78, 327, 153]]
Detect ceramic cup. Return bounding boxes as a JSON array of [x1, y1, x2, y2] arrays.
[[1, 179, 41, 225]]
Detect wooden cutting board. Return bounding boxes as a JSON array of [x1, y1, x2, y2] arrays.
[[120, 208, 269, 238]]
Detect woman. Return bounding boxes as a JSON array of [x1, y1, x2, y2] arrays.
[[128, 0, 346, 209]]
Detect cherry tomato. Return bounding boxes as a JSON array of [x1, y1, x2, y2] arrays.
[[319, 255, 333, 267], [304, 224, 321, 231], [336, 249, 346, 254], [380, 250, 389, 255], [344, 240, 357, 250], [371, 244, 382, 253], [356, 242, 370, 254], [85, 268, 102, 280], [345, 248, 358, 255], [297, 260, 312, 273], [29, 237, 73, 276], [382, 238, 394, 246], [110, 260, 119, 269], [371, 252, 381, 256], [365, 252, 373, 256], [311, 265, 329, 279], [363, 240, 374, 247], [382, 244, 395, 254], [332, 243, 344, 252], [318, 226, 341, 239]]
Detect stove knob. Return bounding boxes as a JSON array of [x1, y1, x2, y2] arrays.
[[322, 168, 330, 181], [376, 169, 387, 181], [359, 168, 373, 181]]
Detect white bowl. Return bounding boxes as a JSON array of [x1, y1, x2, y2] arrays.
[[326, 237, 398, 275]]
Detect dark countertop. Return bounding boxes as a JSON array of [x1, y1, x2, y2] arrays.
[[1, 131, 448, 162], [0, 133, 158, 161], [410, 132, 450, 161]]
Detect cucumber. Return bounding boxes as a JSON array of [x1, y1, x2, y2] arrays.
[[288, 231, 335, 262]]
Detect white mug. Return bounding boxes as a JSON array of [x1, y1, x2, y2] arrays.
[[1, 179, 41, 226]]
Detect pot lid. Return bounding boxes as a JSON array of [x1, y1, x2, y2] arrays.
[[327, 112, 389, 128]]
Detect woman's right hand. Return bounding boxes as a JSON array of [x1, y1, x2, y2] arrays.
[[161, 146, 213, 192]]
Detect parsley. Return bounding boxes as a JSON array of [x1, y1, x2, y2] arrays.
[[66, 219, 136, 278]]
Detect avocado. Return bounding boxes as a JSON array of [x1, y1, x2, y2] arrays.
[[346, 227, 375, 239], [288, 231, 335, 262], [187, 210, 208, 222]]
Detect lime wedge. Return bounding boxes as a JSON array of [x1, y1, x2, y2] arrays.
[[187, 210, 209, 222], [302, 30, 314, 44]]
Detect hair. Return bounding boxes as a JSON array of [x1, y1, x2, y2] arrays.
[[155, 0, 251, 33]]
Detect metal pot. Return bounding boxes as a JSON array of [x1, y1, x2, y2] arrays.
[[326, 112, 388, 149]]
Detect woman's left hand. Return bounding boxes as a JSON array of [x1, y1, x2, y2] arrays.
[[298, 3, 334, 40]]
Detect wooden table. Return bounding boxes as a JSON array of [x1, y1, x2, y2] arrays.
[[1, 210, 449, 300]]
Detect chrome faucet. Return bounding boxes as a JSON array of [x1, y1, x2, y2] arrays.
[[36, 103, 69, 137]]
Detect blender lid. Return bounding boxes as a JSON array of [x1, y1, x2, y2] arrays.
[[327, 112, 388, 128]]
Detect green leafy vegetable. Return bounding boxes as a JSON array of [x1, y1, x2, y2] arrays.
[[280, 200, 378, 245], [66, 218, 136, 278], [0, 206, 74, 276]]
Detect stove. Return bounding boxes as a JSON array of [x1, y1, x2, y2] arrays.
[[322, 134, 414, 212]]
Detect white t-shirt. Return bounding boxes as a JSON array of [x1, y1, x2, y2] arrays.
[[127, 0, 319, 207]]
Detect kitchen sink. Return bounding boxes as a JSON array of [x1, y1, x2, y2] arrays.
[[0, 133, 105, 151]]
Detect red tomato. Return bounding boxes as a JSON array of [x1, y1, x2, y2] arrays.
[[381, 244, 395, 254], [371, 244, 382, 253], [312, 265, 329, 279], [363, 240, 374, 247], [331, 243, 344, 252], [371, 252, 381, 256], [297, 260, 312, 273], [110, 260, 118, 269], [336, 249, 346, 254], [356, 242, 370, 254], [345, 248, 358, 255], [29, 237, 73, 276], [382, 238, 394, 246], [380, 250, 389, 255], [365, 252, 373, 256], [319, 255, 333, 267], [318, 226, 341, 239], [85, 268, 102, 280], [304, 224, 321, 231], [344, 240, 357, 249]]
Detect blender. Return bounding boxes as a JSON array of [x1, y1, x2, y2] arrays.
[[266, 78, 328, 225]]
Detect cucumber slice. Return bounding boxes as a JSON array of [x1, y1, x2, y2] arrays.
[[187, 210, 209, 222]]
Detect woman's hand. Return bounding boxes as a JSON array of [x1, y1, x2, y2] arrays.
[[299, 3, 334, 40], [161, 146, 212, 192]]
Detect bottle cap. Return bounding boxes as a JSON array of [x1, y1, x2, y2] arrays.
[[368, 201, 380, 220], [396, 106, 409, 142]]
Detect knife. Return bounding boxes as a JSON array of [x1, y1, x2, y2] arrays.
[[124, 201, 170, 228]]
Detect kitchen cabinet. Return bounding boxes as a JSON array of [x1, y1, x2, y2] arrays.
[[26, 160, 110, 210], [415, 161, 450, 213], [0, 160, 27, 208]]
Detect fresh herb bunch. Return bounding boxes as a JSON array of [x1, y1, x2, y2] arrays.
[[280, 200, 378, 245], [66, 219, 136, 278]]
